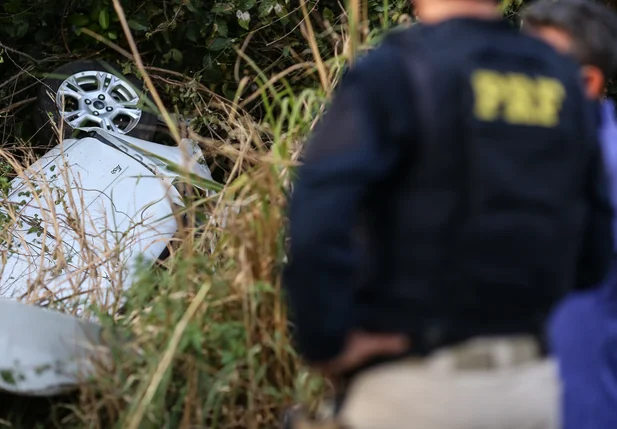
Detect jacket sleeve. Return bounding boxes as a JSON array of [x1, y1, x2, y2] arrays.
[[282, 53, 412, 363], [575, 100, 615, 289]]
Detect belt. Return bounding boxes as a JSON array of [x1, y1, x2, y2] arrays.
[[339, 329, 547, 378], [427, 334, 547, 371], [333, 333, 548, 415]]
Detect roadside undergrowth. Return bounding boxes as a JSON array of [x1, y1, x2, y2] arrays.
[[0, 1, 410, 427], [68, 64, 332, 429]]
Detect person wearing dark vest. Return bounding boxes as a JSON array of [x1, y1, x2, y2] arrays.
[[282, 0, 613, 427]]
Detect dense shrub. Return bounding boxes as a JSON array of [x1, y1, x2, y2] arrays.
[[0, 0, 413, 150], [0, 0, 410, 94]]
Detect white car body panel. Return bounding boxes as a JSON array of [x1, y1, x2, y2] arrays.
[[0, 297, 103, 396], [0, 129, 214, 311]]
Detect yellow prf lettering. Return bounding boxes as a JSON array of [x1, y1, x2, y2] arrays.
[[535, 76, 566, 127], [471, 70, 504, 121], [504, 73, 535, 125], [470, 69, 566, 128]]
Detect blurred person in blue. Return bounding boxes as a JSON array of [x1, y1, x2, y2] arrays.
[[282, 0, 613, 427], [523, 1, 617, 428]]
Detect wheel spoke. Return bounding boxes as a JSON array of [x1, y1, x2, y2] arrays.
[[65, 76, 88, 94], [65, 111, 87, 128], [57, 87, 83, 103], [59, 109, 75, 117], [101, 117, 115, 132], [95, 72, 108, 91], [103, 74, 120, 94], [113, 107, 141, 121], [118, 96, 140, 109]]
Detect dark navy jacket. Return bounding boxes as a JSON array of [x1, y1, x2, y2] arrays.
[[283, 18, 613, 363]]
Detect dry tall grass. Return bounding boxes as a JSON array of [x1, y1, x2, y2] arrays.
[[0, 1, 410, 427]]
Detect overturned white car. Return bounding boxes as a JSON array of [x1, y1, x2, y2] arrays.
[[0, 61, 222, 395]]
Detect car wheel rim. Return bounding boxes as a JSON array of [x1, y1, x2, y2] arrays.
[[55, 70, 144, 135]]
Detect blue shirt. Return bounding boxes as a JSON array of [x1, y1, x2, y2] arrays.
[[599, 100, 617, 248], [549, 99, 617, 429]]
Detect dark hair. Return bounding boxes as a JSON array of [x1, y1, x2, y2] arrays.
[[522, 0, 617, 80]]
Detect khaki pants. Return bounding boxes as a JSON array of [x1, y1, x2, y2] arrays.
[[337, 336, 560, 429]]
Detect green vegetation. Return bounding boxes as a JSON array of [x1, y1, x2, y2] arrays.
[[0, 0, 410, 145], [0, 0, 615, 427], [0, 1, 410, 427]]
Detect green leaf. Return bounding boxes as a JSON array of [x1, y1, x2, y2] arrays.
[[187, 322, 203, 352], [87, 23, 102, 34], [162, 48, 184, 64], [185, 0, 199, 13], [239, 0, 256, 10], [215, 19, 228, 37], [202, 53, 214, 68], [171, 48, 183, 63], [89, 6, 100, 22], [69, 14, 90, 27], [323, 7, 335, 22], [3, 0, 21, 14], [108, 31, 117, 40], [275, 5, 288, 18], [0, 370, 15, 385], [258, 0, 275, 17], [237, 13, 250, 30], [208, 37, 231, 51], [15, 21, 29, 39], [99, 9, 110, 30], [186, 22, 200, 42], [211, 3, 234, 14], [128, 19, 148, 31]]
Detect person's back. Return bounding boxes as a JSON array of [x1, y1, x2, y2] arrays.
[[350, 17, 604, 353], [283, 2, 612, 429]]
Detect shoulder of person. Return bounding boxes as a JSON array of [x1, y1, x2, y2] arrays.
[[519, 31, 582, 76], [342, 27, 420, 85], [379, 23, 425, 54]]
